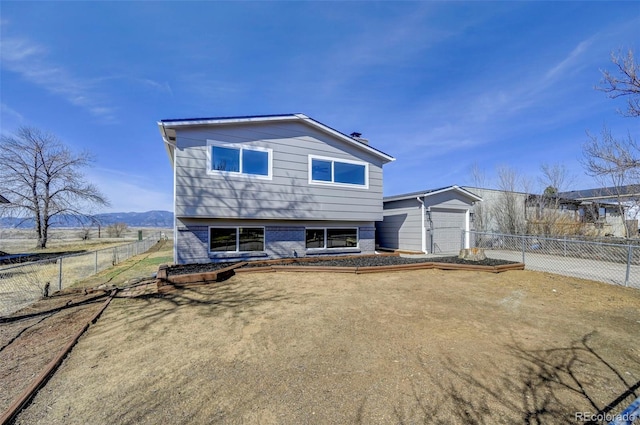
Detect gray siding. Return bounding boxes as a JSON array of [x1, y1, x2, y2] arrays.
[[422, 192, 474, 210], [377, 199, 423, 251], [462, 186, 527, 233], [174, 122, 385, 221], [379, 189, 477, 253], [176, 218, 376, 264]]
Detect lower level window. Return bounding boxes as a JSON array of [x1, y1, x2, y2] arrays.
[[210, 227, 264, 252], [327, 228, 358, 248], [305, 228, 358, 249]]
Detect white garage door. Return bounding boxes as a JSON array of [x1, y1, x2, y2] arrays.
[[430, 209, 466, 254]]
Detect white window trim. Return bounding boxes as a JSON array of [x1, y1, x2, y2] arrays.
[[209, 226, 266, 253], [207, 140, 273, 180], [305, 227, 360, 250], [308, 155, 369, 189]]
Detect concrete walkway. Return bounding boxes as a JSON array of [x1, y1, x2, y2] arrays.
[[400, 250, 640, 289], [486, 249, 640, 289]]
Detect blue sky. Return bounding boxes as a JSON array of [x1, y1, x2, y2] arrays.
[[1, 2, 638, 213]]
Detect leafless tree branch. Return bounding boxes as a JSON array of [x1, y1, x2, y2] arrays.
[[597, 49, 640, 118], [0, 126, 109, 248]]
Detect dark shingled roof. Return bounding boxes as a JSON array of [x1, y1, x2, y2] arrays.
[[559, 185, 640, 200]]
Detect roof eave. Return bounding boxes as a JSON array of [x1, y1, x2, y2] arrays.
[[158, 114, 395, 164], [157, 122, 175, 166], [384, 185, 483, 203]]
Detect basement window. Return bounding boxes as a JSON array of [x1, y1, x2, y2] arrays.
[[210, 227, 264, 252], [305, 228, 358, 250]]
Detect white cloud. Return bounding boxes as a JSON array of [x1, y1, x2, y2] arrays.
[[0, 34, 118, 122], [135, 78, 173, 95], [544, 38, 595, 84]]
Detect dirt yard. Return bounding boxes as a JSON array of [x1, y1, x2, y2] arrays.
[[7, 269, 640, 424]]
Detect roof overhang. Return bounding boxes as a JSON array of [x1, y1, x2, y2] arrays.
[[384, 185, 483, 203], [158, 113, 395, 166]]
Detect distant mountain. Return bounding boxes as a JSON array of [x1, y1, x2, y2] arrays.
[[0, 210, 173, 229], [93, 210, 174, 227]]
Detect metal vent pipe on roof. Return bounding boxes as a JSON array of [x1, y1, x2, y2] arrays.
[[350, 132, 369, 145]]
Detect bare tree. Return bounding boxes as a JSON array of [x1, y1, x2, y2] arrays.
[[470, 164, 490, 232], [79, 226, 92, 240], [539, 163, 574, 197], [493, 166, 528, 234], [529, 163, 581, 235], [0, 127, 109, 248], [582, 49, 640, 238], [583, 127, 640, 237], [106, 222, 128, 238], [597, 49, 640, 118]]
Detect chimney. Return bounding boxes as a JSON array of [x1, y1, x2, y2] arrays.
[[350, 132, 369, 145]]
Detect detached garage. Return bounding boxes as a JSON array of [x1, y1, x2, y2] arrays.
[[376, 186, 482, 254]]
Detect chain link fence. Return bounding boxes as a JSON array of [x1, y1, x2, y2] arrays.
[[0, 234, 162, 317], [466, 230, 640, 289]]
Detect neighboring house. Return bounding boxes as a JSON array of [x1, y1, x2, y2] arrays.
[[462, 185, 630, 237], [377, 186, 482, 254], [558, 186, 638, 236], [158, 113, 395, 264], [0, 195, 9, 203], [461, 186, 528, 234], [560, 185, 640, 203], [527, 194, 626, 237]]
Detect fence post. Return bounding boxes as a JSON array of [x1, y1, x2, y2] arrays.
[[57, 258, 63, 291], [521, 235, 526, 263], [563, 237, 567, 257], [625, 245, 632, 287], [95, 251, 98, 274]]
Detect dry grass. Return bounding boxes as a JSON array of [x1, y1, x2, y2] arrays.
[[12, 268, 640, 424], [0, 228, 170, 255], [73, 239, 173, 288], [0, 232, 173, 317]]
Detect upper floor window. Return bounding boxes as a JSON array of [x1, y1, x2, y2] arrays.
[[308, 155, 368, 188], [208, 141, 272, 179]]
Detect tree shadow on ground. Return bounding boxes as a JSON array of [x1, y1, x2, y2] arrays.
[[113, 280, 294, 331], [418, 332, 639, 425], [0, 292, 109, 324]]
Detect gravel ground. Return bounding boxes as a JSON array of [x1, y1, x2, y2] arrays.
[[167, 255, 515, 276]]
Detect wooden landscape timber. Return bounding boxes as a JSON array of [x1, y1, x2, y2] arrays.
[[0, 289, 117, 425], [156, 255, 525, 289]]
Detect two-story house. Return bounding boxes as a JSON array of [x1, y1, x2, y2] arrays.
[[158, 114, 395, 264]]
